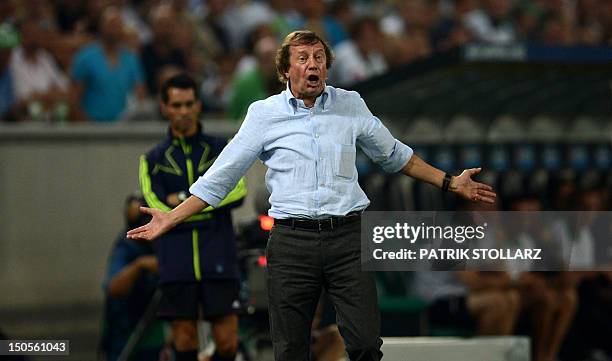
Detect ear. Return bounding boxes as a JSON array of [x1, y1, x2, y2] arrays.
[[159, 100, 166, 115]]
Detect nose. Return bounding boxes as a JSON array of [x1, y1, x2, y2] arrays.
[[306, 56, 318, 69]]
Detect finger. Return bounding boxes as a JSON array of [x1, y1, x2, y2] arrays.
[[478, 190, 497, 198], [134, 232, 152, 241], [129, 231, 153, 241], [139, 206, 154, 215], [471, 192, 495, 203], [475, 182, 494, 191], [127, 232, 142, 240], [127, 224, 149, 236], [479, 196, 496, 204], [126, 225, 147, 236], [468, 167, 482, 176]]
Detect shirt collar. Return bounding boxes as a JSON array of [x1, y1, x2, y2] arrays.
[[285, 81, 330, 113]]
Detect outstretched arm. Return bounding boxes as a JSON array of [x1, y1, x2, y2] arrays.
[[130, 102, 264, 240], [126, 195, 209, 241], [400, 155, 496, 204]]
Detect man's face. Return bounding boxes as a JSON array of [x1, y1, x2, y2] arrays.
[[356, 22, 380, 54], [255, 36, 278, 75], [285, 41, 327, 101], [99, 8, 124, 43], [20, 21, 41, 52], [161, 87, 201, 136]]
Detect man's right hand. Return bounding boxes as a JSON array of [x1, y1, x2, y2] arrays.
[[127, 206, 174, 241], [127, 196, 209, 241]]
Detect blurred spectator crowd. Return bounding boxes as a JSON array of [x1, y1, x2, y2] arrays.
[[1, 0, 611, 123]]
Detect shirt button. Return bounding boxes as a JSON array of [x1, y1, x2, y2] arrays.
[[319, 157, 323, 161], [320, 207, 324, 211], [315, 133, 319, 138], [319, 182, 324, 186]]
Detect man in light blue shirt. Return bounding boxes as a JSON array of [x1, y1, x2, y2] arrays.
[[195, 77, 412, 219], [128, 31, 496, 361]]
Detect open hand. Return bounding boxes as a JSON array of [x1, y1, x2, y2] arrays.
[[451, 168, 497, 204], [126, 206, 173, 241]]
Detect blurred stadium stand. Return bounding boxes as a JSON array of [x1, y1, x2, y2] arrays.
[[1, 41, 610, 360]]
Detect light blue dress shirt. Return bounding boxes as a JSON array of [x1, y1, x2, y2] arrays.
[[190, 84, 413, 219]]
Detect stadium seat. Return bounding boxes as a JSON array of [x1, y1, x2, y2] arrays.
[[568, 144, 592, 171], [443, 115, 484, 142], [458, 144, 483, 169], [487, 115, 525, 142], [474, 170, 499, 192], [486, 144, 512, 172], [513, 144, 538, 171], [605, 116, 612, 139], [568, 116, 606, 141], [593, 143, 612, 170], [403, 117, 443, 143], [527, 115, 563, 141], [540, 144, 563, 171]]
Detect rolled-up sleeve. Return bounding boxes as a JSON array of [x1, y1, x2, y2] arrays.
[[355, 97, 413, 173], [190, 103, 264, 207]]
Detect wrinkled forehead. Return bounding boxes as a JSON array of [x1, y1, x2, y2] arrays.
[[289, 41, 325, 56]]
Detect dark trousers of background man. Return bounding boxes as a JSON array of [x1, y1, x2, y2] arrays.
[[266, 219, 383, 361]]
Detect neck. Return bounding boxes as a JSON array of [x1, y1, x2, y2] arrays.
[[302, 97, 316, 108], [290, 86, 322, 108], [171, 125, 198, 138], [23, 47, 37, 60], [101, 39, 118, 53]]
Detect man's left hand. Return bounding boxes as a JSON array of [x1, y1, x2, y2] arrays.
[[451, 168, 497, 203]]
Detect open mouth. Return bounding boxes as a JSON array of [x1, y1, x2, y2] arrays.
[[306, 74, 320, 86]]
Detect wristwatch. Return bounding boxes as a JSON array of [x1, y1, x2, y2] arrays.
[[178, 191, 189, 202], [442, 173, 453, 192]]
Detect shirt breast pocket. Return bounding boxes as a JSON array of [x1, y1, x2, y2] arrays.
[[334, 144, 356, 179]]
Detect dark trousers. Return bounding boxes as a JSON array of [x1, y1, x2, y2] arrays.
[[266, 220, 383, 361]]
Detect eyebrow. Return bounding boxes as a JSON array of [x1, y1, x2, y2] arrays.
[[170, 100, 195, 106], [295, 49, 325, 56]]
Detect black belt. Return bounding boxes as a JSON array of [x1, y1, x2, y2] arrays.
[[274, 212, 361, 231]]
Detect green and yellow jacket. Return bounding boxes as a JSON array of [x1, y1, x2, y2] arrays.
[[139, 124, 246, 282]]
